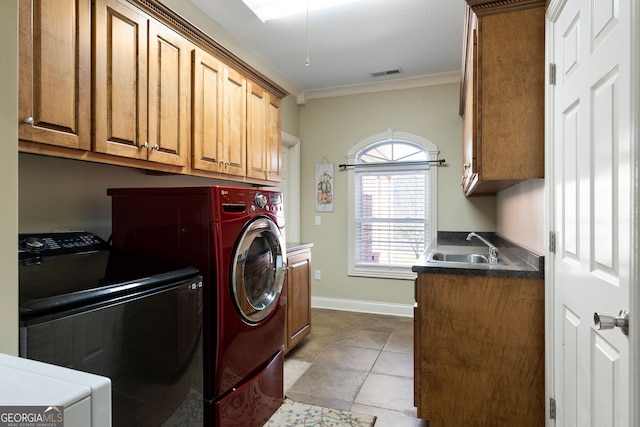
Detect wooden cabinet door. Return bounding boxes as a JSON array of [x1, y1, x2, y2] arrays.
[[94, 0, 148, 160], [247, 81, 267, 180], [18, 0, 91, 150], [460, 1, 545, 195], [266, 95, 282, 182], [146, 20, 190, 166], [413, 277, 422, 418], [285, 248, 312, 350], [191, 48, 223, 173], [416, 273, 545, 425], [461, 6, 477, 193], [220, 67, 247, 176], [247, 81, 281, 181]]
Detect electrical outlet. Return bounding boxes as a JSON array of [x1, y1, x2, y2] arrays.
[[314, 270, 321, 280]]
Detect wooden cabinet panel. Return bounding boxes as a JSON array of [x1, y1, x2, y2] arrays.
[[191, 48, 223, 172], [266, 96, 282, 182], [191, 50, 246, 176], [18, 0, 91, 150], [247, 81, 266, 180], [221, 67, 247, 176], [247, 81, 281, 182], [461, 1, 545, 195], [414, 273, 545, 425], [147, 20, 190, 166], [94, 0, 148, 160], [284, 246, 312, 353], [94, 0, 189, 166], [461, 9, 477, 193]]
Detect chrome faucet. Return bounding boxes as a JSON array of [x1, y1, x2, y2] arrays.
[[466, 232, 498, 264]]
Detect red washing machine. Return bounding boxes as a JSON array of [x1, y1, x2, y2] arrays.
[[108, 186, 287, 427]]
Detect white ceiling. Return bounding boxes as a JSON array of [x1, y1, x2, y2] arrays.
[[189, 0, 465, 94]]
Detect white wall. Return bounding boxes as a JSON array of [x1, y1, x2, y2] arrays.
[[0, 3, 19, 355], [497, 179, 545, 254], [18, 154, 242, 238]]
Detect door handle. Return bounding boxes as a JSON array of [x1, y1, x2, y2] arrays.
[[594, 309, 629, 336]]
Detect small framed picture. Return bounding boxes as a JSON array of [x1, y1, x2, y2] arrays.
[[315, 163, 334, 212]]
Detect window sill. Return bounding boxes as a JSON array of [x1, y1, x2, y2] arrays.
[[348, 265, 416, 281]]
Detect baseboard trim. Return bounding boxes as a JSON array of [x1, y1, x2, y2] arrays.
[[311, 296, 413, 318]]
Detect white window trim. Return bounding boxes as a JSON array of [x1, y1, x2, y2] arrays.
[[347, 128, 439, 280]]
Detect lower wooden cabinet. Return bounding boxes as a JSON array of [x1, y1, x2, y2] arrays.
[[414, 273, 545, 425], [284, 244, 312, 353]]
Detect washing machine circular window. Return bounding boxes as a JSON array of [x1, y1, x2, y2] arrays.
[[231, 216, 286, 323]]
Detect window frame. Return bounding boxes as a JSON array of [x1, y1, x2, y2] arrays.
[[347, 129, 439, 280]]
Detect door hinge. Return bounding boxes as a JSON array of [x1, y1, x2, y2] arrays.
[[550, 397, 557, 420], [549, 63, 556, 85], [549, 231, 556, 253]]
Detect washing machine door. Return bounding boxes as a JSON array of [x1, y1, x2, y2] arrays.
[[231, 216, 286, 323]]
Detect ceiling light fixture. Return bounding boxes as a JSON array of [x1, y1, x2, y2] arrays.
[[241, 0, 359, 22]]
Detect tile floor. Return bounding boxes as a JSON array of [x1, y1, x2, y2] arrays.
[[283, 308, 428, 427]]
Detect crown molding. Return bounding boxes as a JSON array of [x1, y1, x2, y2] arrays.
[[128, 0, 289, 99], [296, 71, 460, 104], [467, 0, 546, 16]]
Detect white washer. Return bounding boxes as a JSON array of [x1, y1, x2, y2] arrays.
[[0, 353, 111, 427]]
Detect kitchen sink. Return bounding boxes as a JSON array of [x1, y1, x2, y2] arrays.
[[429, 252, 491, 264]]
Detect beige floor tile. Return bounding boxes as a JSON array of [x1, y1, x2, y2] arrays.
[[288, 363, 369, 402], [285, 335, 331, 363], [283, 358, 311, 393], [383, 329, 414, 354], [314, 343, 380, 372], [371, 351, 413, 378], [354, 373, 415, 413], [284, 391, 353, 411], [333, 329, 391, 350]]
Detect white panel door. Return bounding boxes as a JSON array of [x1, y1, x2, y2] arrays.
[[548, 0, 632, 425]]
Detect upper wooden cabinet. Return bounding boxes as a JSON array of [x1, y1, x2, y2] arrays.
[[191, 47, 247, 177], [220, 67, 248, 177], [18, 0, 287, 184], [460, 1, 545, 196], [247, 81, 282, 182], [18, 0, 91, 150], [94, 0, 190, 167]]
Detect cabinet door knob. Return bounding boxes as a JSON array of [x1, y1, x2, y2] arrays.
[[140, 142, 149, 149], [23, 116, 34, 125], [151, 144, 159, 151]]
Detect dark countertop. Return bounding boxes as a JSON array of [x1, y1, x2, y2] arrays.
[[412, 232, 544, 279], [286, 242, 314, 252]]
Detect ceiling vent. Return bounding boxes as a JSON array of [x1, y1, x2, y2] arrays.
[[370, 68, 403, 78]]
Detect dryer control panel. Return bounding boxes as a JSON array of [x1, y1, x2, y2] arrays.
[[217, 187, 284, 223]]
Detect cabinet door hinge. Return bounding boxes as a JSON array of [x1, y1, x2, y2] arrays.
[[549, 231, 556, 254], [549, 63, 557, 85], [550, 397, 557, 420]]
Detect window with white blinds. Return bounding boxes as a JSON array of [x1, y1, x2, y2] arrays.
[[356, 168, 429, 266], [347, 132, 438, 280], [355, 141, 430, 268]]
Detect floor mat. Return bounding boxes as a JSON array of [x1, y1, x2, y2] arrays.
[[265, 398, 376, 427]]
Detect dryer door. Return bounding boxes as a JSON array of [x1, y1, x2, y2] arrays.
[[231, 216, 286, 323]]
